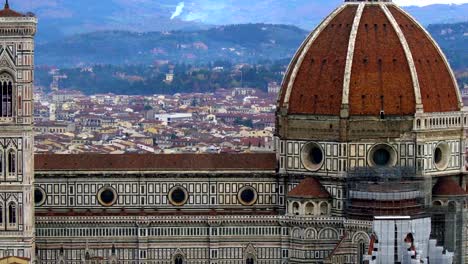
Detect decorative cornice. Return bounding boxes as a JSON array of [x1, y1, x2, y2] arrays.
[[0, 17, 36, 23]]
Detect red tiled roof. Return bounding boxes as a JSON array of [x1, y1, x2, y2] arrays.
[[35, 153, 277, 172], [35, 209, 279, 217], [0, 2, 25, 17], [288, 177, 330, 198], [432, 177, 467, 196]]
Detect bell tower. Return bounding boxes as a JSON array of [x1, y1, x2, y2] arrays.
[[0, 0, 37, 261]]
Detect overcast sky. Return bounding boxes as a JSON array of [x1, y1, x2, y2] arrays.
[[395, 0, 467, 6]]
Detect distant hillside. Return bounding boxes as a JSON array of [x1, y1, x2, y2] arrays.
[[11, 1, 468, 43], [36, 22, 467, 71], [428, 22, 467, 71], [36, 24, 308, 67]]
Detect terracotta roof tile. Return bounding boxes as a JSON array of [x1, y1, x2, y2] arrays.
[[288, 177, 330, 198], [35, 153, 277, 172], [285, 6, 357, 115], [389, 6, 460, 113], [432, 177, 467, 196], [349, 6, 416, 115], [0, 3, 25, 17]]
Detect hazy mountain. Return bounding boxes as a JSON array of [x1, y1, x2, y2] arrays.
[[35, 22, 467, 72], [36, 24, 308, 67], [10, 1, 468, 43]]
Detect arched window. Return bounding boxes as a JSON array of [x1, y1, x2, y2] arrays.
[[0, 73, 13, 117], [292, 202, 300, 215], [448, 201, 457, 211], [8, 202, 16, 226], [357, 241, 366, 264], [7, 150, 15, 175], [305, 202, 315, 215], [320, 202, 328, 215], [246, 257, 254, 264], [174, 255, 183, 264]]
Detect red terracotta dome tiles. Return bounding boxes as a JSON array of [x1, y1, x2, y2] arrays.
[[389, 6, 460, 113], [278, 3, 461, 117], [349, 5, 415, 116], [287, 6, 357, 115]]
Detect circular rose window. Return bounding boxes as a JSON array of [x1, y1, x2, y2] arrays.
[[168, 186, 189, 206], [238, 186, 258, 206], [97, 186, 117, 206]]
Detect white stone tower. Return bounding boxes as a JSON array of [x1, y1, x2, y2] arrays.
[[0, 0, 37, 261]]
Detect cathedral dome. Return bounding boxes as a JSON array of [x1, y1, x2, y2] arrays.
[[278, 0, 462, 117]]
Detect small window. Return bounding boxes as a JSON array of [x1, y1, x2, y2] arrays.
[[305, 202, 315, 215], [168, 186, 188, 206], [433, 142, 450, 171], [292, 202, 300, 215], [97, 186, 117, 207], [301, 142, 324, 171], [7, 150, 16, 175], [0, 73, 14, 118], [174, 255, 184, 264], [237, 186, 257, 206], [320, 202, 328, 215], [368, 144, 397, 167], [8, 202, 16, 225], [34, 187, 46, 206], [0, 204, 3, 226]]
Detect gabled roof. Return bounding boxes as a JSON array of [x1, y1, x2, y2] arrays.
[[432, 177, 467, 196], [288, 177, 330, 199]]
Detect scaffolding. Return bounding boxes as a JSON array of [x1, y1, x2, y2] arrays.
[[346, 166, 431, 220]]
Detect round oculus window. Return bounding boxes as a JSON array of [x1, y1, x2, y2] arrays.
[[433, 142, 450, 171], [238, 186, 257, 206], [168, 186, 188, 206], [301, 142, 325, 171], [34, 187, 46, 206], [373, 148, 391, 166], [310, 147, 323, 165], [97, 186, 117, 206], [434, 148, 442, 164], [368, 144, 397, 167]]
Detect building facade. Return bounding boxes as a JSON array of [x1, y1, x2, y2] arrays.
[[0, 0, 36, 262], [0, 0, 467, 263]]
